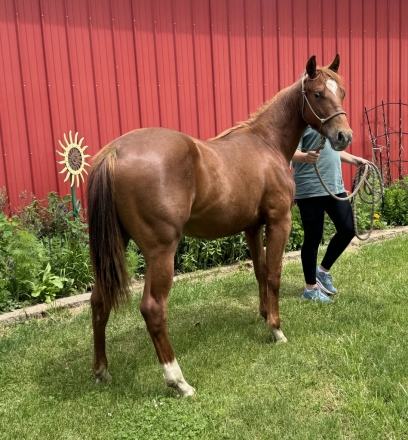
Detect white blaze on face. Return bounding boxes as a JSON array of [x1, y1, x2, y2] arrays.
[[326, 79, 338, 96]]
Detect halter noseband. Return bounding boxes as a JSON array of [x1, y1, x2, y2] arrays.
[[301, 72, 347, 133]]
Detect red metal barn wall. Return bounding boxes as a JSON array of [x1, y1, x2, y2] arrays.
[[0, 0, 407, 210]]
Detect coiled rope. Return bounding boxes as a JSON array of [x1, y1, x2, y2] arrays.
[[313, 136, 384, 241]]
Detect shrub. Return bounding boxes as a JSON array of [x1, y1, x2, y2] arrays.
[[126, 240, 146, 279], [286, 205, 304, 251], [382, 176, 408, 226], [0, 190, 92, 313], [175, 234, 250, 273]]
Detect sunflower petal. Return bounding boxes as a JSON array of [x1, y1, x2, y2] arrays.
[[64, 132, 69, 147]]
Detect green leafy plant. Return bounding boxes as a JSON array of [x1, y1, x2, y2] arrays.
[[4, 229, 48, 301], [113, 398, 207, 440], [0, 257, 13, 311], [28, 264, 75, 304], [126, 240, 146, 279], [286, 204, 304, 251], [48, 237, 93, 292], [175, 234, 250, 273], [382, 176, 408, 226], [0, 190, 92, 313]]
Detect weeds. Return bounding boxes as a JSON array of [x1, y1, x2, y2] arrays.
[[0, 190, 92, 312]]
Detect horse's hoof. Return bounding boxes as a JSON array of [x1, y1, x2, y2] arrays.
[[94, 368, 112, 384], [272, 328, 288, 344], [176, 383, 196, 397]]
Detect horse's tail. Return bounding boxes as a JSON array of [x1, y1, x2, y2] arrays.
[[87, 144, 130, 310]]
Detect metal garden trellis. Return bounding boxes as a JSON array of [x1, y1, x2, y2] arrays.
[[364, 101, 408, 186]]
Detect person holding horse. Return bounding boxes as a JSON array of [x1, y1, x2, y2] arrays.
[[292, 125, 367, 303]]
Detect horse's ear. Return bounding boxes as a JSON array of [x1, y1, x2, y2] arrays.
[[328, 54, 340, 73], [306, 55, 317, 79]]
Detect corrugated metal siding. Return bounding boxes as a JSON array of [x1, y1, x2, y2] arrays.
[[0, 0, 407, 209]]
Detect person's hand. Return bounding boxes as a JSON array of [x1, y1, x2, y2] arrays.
[[354, 156, 368, 167], [305, 151, 320, 164]]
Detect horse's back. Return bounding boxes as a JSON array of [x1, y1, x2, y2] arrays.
[[101, 126, 294, 241]]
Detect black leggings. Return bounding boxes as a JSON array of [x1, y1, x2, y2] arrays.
[[296, 193, 355, 285]]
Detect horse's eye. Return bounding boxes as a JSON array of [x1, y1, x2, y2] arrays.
[[314, 93, 320, 98]]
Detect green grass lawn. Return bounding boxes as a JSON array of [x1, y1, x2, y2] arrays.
[[1, 235, 408, 440]]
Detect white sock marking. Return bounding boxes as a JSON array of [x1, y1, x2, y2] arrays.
[[162, 359, 196, 396], [272, 328, 288, 344], [162, 359, 184, 384]]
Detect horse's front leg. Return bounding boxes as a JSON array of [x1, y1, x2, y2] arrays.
[[264, 211, 292, 344], [245, 226, 267, 320], [91, 284, 113, 383]]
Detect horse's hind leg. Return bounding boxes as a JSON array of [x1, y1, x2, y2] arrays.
[[91, 283, 113, 383], [140, 244, 195, 397]]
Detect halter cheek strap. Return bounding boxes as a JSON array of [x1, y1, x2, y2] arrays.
[[301, 72, 347, 133]]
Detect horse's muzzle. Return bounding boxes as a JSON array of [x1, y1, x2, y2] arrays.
[[331, 130, 353, 151]]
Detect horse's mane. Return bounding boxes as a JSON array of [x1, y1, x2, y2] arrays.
[[210, 66, 344, 141]]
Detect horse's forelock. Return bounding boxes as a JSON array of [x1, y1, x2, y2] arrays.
[[301, 67, 344, 86], [315, 68, 344, 88]]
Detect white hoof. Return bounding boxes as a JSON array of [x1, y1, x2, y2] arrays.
[[272, 328, 288, 344], [162, 359, 196, 397], [175, 382, 196, 397], [94, 366, 112, 384]]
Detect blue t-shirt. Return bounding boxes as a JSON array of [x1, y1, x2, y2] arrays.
[[293, 126, 345, 199]]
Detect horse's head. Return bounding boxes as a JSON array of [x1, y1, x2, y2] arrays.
[[302, 54, 352, 151]]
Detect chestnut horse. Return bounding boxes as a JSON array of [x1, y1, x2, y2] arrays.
[[87, 55, 352, 396]]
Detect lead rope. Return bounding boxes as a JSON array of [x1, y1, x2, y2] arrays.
[[312, 135, 384, 241]]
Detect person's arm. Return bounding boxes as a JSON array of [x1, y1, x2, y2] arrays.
[[340, 150, 368, 167], [292, 149, 320, 164]]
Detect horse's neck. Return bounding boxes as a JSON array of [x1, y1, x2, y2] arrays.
[[254, 81, 307, 163]]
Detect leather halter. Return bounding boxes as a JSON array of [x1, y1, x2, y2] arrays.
[[301, 72, 347, 133]]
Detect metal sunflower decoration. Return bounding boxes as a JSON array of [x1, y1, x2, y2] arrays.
[[57, 131, 91, 218]]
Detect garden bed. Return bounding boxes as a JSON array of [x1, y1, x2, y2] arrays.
[[1, 225, 407, 326], [2, 176, 408, 315]]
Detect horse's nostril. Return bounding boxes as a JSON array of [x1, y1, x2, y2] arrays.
[[338, 131, 345, 143]]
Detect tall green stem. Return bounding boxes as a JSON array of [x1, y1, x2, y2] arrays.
[[70, 177, 79, 219]]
